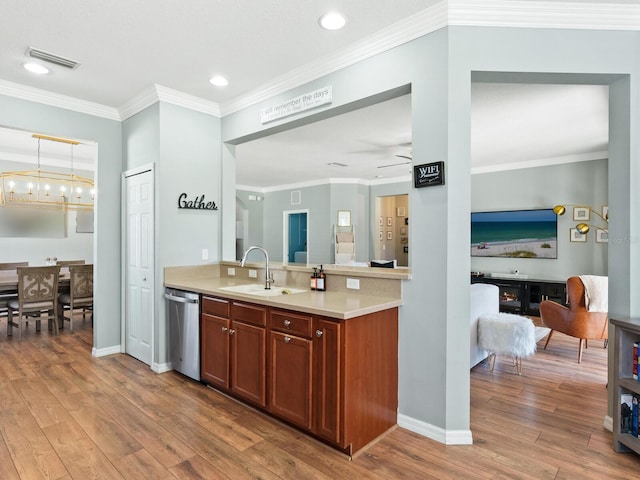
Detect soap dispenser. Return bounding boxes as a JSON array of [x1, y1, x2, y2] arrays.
[[310, 267, 318, 290], [316, 265, 326, 292]]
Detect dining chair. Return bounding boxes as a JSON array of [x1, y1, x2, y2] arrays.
[[0, 262, 29, 320], [7, 265, 60, 340], [58, 263, 93, 331]]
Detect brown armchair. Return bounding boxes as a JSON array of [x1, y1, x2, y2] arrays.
[[540, 276, 608, 363]]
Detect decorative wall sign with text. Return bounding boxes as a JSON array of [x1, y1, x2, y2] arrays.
[[178, 193, 218, 211], [414, 162, 445, 188], [261, 86, 332, 123]]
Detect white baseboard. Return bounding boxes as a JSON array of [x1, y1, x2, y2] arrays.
[[398, 413, 473, 445], [91, 344, 122, 357], [603, 415, 613, 432], [153, 362, 172, 374]]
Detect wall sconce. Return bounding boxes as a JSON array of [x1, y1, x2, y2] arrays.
[[553, 204, 608, 234]]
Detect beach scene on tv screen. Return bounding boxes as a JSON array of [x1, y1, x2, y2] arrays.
[[471, 209, 558, 259]]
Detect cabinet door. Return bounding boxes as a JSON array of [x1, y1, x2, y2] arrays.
[[313, 318, 342, 443], [231, 320, 266, 407], [268, 331, 313, 429], [201, 313, 230, 388]]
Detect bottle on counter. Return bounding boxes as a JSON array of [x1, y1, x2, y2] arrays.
[[310, 267, 318, 290], [316, 265, 326, 292]]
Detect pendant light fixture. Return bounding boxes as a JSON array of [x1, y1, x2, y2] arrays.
[[0, 133, 95, 211]]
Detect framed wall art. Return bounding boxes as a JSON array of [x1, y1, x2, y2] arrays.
[[570, 228, 587, 242], [573, 207, 590, 221], [596, 228, 608, 243]]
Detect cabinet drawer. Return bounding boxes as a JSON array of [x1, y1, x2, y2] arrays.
[[231, 302, 266, 326], [202, 296, 230, 318], [269, 310, 313, 338]]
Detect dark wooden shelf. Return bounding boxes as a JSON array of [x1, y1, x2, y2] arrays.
[[612, 317, 640, 456], [471, 276, 566, 316]]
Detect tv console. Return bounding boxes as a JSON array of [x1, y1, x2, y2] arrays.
[[471, 275, 566, 317]]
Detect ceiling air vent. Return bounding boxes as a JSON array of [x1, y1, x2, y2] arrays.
[[25, 47, 80, 70]]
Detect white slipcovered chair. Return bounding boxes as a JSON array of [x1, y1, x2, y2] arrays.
[[470, 283, 499, 368]]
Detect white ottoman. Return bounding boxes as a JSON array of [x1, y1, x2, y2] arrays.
[[478, 312, 546, 375]]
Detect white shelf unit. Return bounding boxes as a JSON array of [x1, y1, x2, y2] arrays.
[[334, 225, 355, 265]]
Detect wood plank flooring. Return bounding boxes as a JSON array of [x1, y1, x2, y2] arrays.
[[1, 316, 639, 479]]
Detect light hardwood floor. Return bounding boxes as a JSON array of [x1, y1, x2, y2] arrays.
[[1, 316, 639, 479]]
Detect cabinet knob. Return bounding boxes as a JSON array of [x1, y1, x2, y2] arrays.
[[315, 329, 323, 338], [229, 328, 235, 335], [221, 326, 228, 333], [283, 319, 291, 328], [284, 336, 291, 343]]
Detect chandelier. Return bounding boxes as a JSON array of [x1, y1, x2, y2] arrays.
[[0, 133, 95, 211]]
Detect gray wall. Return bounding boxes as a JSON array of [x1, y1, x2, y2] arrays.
[[236, 189, 264, 259], [124, 101, 221, 367], [261, 184, 332, 264], [471, 159, 608, 279]]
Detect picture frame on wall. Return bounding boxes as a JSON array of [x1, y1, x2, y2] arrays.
[[387, 231, 393, 240], [570, 228, 587, 242], [397, 207, 406, 217], [596, 228, 608, 243], [379, 231, 383, 240], [379, 216, 383, 226], [573, 207, 590, 221], [337, 210, 351, 227], [387, 217, 392, 226]]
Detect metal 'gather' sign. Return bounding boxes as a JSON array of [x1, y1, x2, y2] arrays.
[[178, 193, 218, 211]]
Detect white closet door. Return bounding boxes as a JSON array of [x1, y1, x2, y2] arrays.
[[124, 167, 154, 365]]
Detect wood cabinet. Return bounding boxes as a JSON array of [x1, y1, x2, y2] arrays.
[[201, 295, 398, 456], [313, 317, 341, 442], [611, 317, 640, 456], [471, 276, 566, 316], [268, 310, 313, 430], [201, 296, 266, 408]]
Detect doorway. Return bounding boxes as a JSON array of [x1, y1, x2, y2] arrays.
[[283, 210, 309, 264], [374, 194, 409, 267]]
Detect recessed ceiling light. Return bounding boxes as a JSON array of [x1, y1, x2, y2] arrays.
[[209, 75, 228, 87], [23, 62, 49, 75], [319, 12, 346, 30]]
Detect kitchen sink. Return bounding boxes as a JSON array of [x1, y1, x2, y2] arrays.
[[218, 284, 307, 297]]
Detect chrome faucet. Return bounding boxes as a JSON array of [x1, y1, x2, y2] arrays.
[[240, 246, 274, 289]]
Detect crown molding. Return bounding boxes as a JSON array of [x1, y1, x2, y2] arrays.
[[154, 85, 220, 117], [119, 84, 221, 120], [118, 85, 159, 120], [238, 176, 410, 193], [3, 1, 639, 121], [471, 150, 608, 175], [449, 0, 640, 30], [219, 0, 640, 116], [220, 2, 448, 116], [0, 79, 120, 120]]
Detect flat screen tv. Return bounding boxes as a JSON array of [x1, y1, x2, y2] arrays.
[[471, 208, 557, 259]]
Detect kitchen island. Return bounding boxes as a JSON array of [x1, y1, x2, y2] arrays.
[[165, 262, 408, 457]]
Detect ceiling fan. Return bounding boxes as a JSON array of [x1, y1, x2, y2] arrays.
[[377, 150, 412, 169]]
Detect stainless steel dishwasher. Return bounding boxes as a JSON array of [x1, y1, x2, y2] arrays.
[[164, 288, 200, 381]]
